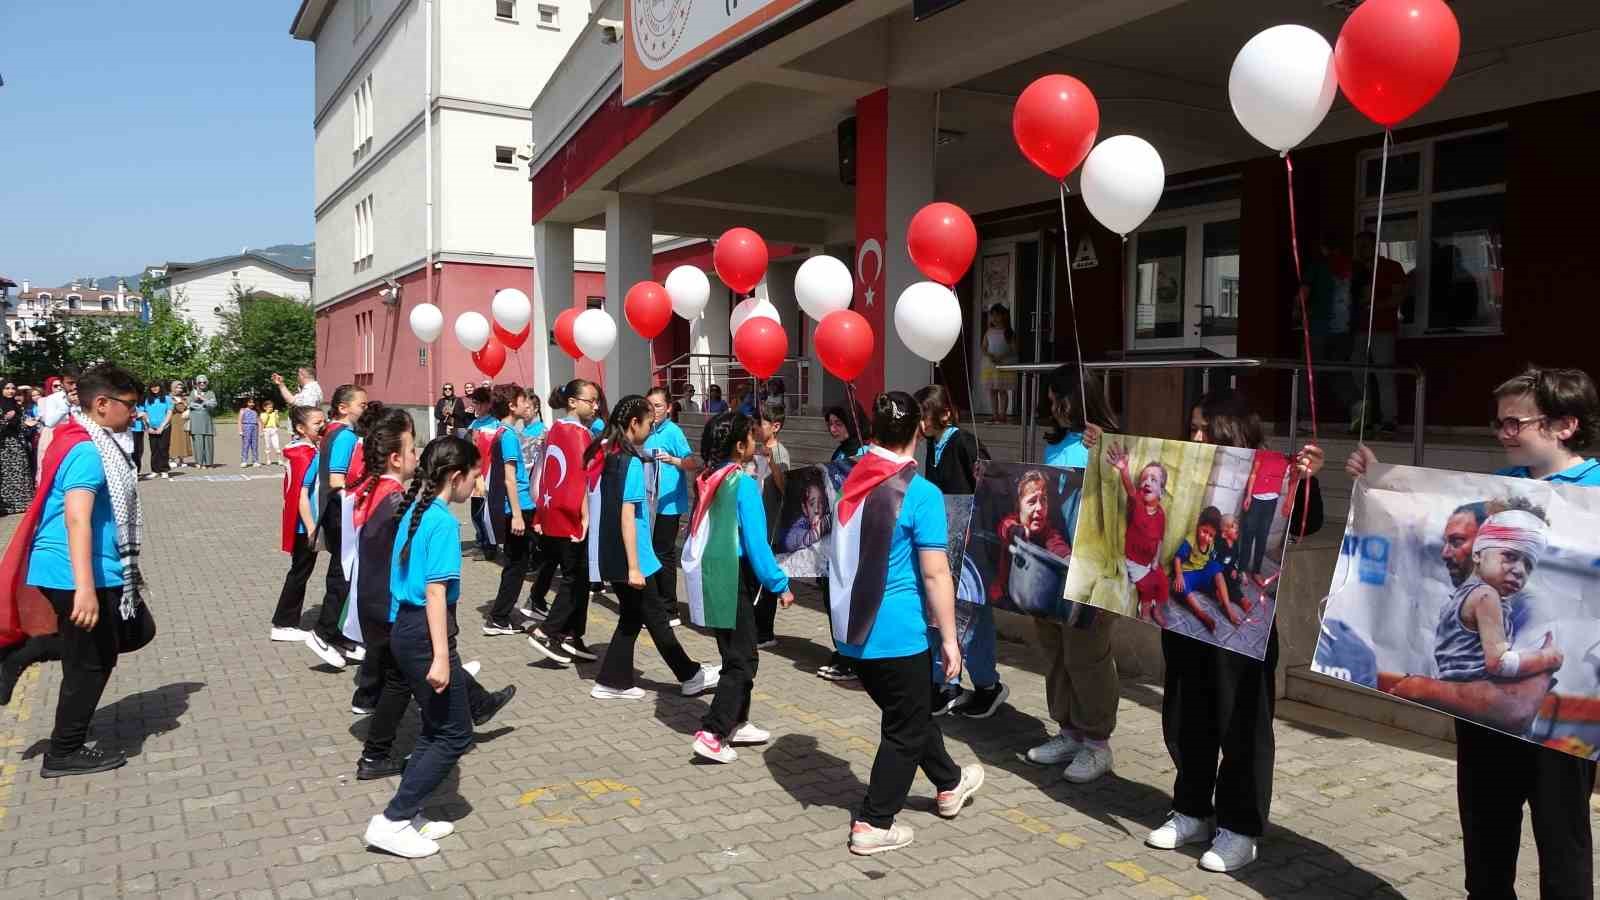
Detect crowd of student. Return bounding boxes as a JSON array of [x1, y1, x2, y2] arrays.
[[1, 354, 1594, 893]]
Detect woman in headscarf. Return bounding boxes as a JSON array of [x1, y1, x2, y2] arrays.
[[0, 382, 34, 514], [168, 380, 193, 468]]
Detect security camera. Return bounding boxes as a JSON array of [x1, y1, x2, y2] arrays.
[[597, 18, 623, 43], [515, 142, 536, 161], [379, 277, 402, 306]]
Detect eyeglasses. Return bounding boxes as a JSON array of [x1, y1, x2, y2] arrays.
[[1491, 415, 1547, 436], [574, 395, 598, 406], [103, 396, 139, 410]]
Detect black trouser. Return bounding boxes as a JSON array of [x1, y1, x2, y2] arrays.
[[753, 567, 777, 644], [816, 578, 851, 672], [487, 508, 534, 624], [1237, 498, 1277, 575], [273, 531, 318, 628], [854, 649, 961, 828], [596, 578, 700, 690], [383, 605, 472, 822], [314, 493, 349, 643], [351, 617, 387, 709], [702, 564, 759, 738], [651, 513, 682, 619], [537, 534, 590, 639], [131, 431, 144, 473], [469, 497, 492, 550], [147, 429, 170, 474], [1457, 720, 1596, 900], [361, 622, 492, 759], [42, 587, 120, 758], [1161, 626, 1278, 838]]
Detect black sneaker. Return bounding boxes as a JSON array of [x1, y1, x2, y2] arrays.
[[356, 754, 406, 781], [472, 685, 517, 727], [560, 637, 598, 662], [40, 746, 127, 779], [527, 630, 572, 665], [521, 598, 550, 621], [481, 620, 519, 636], [952, 683, 1011, 719], [932, 685, 963, 717]]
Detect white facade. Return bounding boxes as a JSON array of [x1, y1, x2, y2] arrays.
[[295, 0, 603, 310], [162, 258, 313, 338]]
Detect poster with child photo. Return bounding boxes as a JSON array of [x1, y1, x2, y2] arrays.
[[1313, 463, 1600, 760], [964, 461, 1086, 623], [1062, 435, 1300, 659]]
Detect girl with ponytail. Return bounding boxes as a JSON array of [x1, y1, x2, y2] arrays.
[[364, 436, 481, 859], [304, 383, 368, 670], [590, 397, 718, 700], [527, 379, 600, 665]]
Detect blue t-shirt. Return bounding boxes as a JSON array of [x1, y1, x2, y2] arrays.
[[141, 397, 172, 431], [705, 399, 729, 415], [1497, 458, 1600, 486], [500, 426, 533, 512], [623, 457, 662, 577], [643, 420, 694, 515], [389, 498, 462, 621], [836, 473, 947, 660], [522, 419, 547, 441], [932, 427, 960, 468], [589, 418, 605, 438], [469, 415, 498, 432], [327, 426, 359, 475], [298, 450, 320, 534], [27, 443, 124, 589], [1044, 432, 1088, 469]]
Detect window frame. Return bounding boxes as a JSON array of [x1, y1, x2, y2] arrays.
[[494, 145, 518, 168], [496, 0, 519, 22], [1355, 123, 1508, 339], [535, 3, 558, 29]]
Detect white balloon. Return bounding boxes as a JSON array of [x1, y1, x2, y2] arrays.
[[454, 311, 490, 352], [1228, 24, 1337, 153], [730, 296, 781, 339], [573, 308, 618, 361], [664, 265, 711, 320], [490, 288, 532, 333], [1080, 135, 1166, 237], [794, 255, 853, 322], [894, 281, 962, 363], [408, 302, 443, 343]]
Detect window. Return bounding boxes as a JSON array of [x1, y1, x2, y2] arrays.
[[536, 3, 558, 28], [37, 292, 51, 302], [355, 310, 375, 376], [496, 0, 517, 20], [67, 294, 82, 310], [353, 195, 374, 268], [494, 145, 516, 167], [100, 297, 114, 311], [1356, 125, 1507, 336], [352, 75, 374, 157], [354, 0, 372, 32]]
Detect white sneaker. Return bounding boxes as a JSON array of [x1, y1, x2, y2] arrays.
[[848, 821, 914, 856], [343, 644, 367, 662], [681, 665, 720, 697], [935, 764, 984, 818], [1025, 731, 1082, 766], [668, 617, 682, 628], [590, 684, 646, 701], [693, 730, 736, 763], [755, 639, 777, 650], [1063, 744, 1113, 784], [1146, 812, 1215, 850], [412, 815, 454, 841], [270, 626, 310, 643], [462, 660, 481, 678], [352, 705, 375, 716], [1199, 828, 1258, 873], [364, 814, 439, 858], [306, 634, 347, 669], [728, 722, 770, 745]]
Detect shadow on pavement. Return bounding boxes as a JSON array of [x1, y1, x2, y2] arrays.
[[764, 733, 865, 814], [20, 680, 207, 761]]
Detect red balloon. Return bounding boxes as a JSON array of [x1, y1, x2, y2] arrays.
[[472, 337, 507, 378], [1334, 0, 1459, 128], [553, 308, 581, 360], [907, 202, 977, 286], [814, 310, 874, 381], [1012, 74, 1100, 181], [713, 227, 769, 295], [732, 316, 787, 380], [624, 281, 673, 339], [493, 320, 530, 350]]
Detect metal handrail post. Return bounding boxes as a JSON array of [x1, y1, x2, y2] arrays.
[[1286, 367, 1300, 455], [1413, 370, 1427, 467]]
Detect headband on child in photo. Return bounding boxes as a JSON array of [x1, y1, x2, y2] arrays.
[[1473, 509, 1549, 565]]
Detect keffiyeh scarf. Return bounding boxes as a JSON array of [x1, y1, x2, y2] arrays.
[[75, 412, 144, 619]]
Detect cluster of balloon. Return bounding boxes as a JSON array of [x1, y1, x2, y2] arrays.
[[893, 202, 976, 365], [796, 253, 868, 381], [713, 228, 788, 380], [623, 281, 672, 340]]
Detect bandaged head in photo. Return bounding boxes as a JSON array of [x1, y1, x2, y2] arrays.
[[1472, 509, 1549, 566]]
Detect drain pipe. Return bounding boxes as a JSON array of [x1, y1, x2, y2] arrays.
[[423, 0, 436, 435]]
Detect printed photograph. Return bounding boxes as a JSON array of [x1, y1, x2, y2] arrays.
[[966, 461, 1085, 622], [1062, 434, 1301, 659], [1314, 464, 1600, 761]]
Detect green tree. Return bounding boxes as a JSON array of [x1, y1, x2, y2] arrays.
[[211, 289, 315, 402], [109, 293, 212, 387]]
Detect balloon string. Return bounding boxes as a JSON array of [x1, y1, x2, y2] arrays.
[[956, 288, 979, 423], [1286, 152, 1316, 542], [844, 382, 864, 446], [1357, 129, 1391, 450], [1057, 182, 1089, 433]]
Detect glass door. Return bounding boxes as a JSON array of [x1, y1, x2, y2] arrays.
[[1126, 204, 1243, 356]]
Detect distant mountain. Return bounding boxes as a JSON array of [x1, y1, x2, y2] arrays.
[[67, 242, 315, 292]]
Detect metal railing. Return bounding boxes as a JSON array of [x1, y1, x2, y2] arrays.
[[653, 352, 812, 414], [998, 357, 1427, 466]]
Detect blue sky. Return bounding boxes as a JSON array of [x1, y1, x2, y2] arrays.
[[0, 2, 313, 287]]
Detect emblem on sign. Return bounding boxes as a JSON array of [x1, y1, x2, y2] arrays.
[[856, 238, 882, 307], [633, 0, 694, 66]]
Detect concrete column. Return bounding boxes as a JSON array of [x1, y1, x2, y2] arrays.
[[534, 220, 574, 424], [883, 89, 938, 398], [604, 193, 655, 397]]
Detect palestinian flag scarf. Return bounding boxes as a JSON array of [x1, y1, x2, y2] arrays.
[[350, 475, 407, 637], [682, 462, 743, 629], [825, 447, 916, 646]]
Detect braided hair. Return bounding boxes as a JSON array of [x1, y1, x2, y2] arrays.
[[700, 411, 754, 470], [352, 399, 387, 436], [395, 435, 480, 563], [347, 408, 415, 505], [586, 394, 650, 466]]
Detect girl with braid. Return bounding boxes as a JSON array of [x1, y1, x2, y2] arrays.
[[364, 436, 480, 859]]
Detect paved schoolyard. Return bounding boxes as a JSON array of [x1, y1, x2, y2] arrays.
[[0, 455, 1594, 899]]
